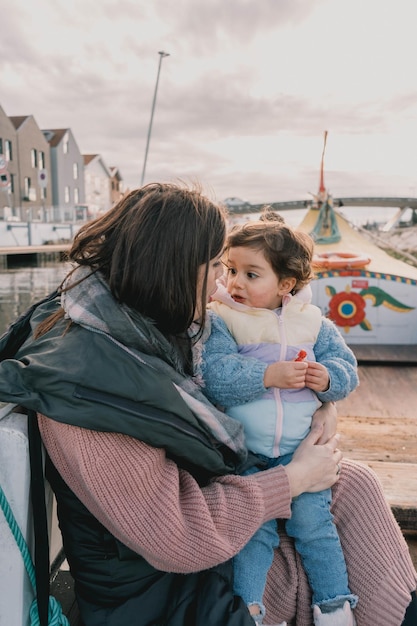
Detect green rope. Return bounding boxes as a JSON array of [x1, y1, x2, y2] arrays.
[[0, 485, 69, 626]]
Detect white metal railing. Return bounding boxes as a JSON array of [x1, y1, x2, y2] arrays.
[[0, 204, 89, 224]]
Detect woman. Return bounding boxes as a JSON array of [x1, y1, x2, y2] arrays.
[[0, 183, 415, 626]]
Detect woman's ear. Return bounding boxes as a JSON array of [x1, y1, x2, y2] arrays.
[[278, 277, 297, 295]]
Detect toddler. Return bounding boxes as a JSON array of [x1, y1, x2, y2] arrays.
[[200, 213, 359, 626]]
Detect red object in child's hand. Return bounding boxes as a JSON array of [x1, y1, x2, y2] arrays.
[[294, 349, 307, 361]]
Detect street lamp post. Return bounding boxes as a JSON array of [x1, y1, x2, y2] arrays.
[[140, 50, 170, 186]]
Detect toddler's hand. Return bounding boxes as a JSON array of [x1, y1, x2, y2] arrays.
[[264, 360, 307, 389], [305, 361, 330, 392]]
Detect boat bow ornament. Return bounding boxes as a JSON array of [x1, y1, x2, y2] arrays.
[[309, 131, 341, 244]]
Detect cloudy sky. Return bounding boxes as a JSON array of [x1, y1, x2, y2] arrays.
[[1, 0, 417, 205]]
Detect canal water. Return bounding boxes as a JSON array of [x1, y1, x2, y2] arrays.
[[0, 262, 70, 335]]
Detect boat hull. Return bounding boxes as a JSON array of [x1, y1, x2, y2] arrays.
[[311, 268, 417, 345]]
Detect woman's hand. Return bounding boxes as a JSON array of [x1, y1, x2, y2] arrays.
[[311, 401, 338, 445], [284, 423, 342, 498]]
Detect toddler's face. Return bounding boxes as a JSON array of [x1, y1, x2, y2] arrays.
[[224, 246, 283, 310]]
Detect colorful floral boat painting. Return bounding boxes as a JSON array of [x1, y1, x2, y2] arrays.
[[297, 133, 417, 346]]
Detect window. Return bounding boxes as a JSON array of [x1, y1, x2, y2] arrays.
[[5, 140, 12, 161], [10, 174, 14, 193], [38, 151, 45, 169], [0, 138, 3, 155], [64, 186, 70, 203], [40, 187, 46, 200], [74, 187, 79, 203], [63, 134, 69, 154], [31, 149, 38, 168], [24, 177, 31, 198], [73, 162, 78, 180]]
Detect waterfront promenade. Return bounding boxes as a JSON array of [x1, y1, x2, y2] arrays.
[[0, 210, 84, 252], [0, 242, 70, 268], [0, 243, 70, 255], [0, 214, 79, 266]]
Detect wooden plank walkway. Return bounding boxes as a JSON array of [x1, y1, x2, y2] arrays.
[[350, 343, 417, 365], [0, 244, 70, 268], [336, 359, 417, 530], [0, 244, 70, 255]]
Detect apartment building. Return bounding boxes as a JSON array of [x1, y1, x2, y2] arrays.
[[0, 104, 18, 216], [43, 128, 85, 217], [9, 114, 52, 220], [0, 101, 125, 220]]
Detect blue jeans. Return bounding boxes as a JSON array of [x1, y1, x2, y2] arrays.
[[233, 454, 358, 612]]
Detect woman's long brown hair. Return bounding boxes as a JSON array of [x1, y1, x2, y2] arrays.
[[36, 183, 227, 372]]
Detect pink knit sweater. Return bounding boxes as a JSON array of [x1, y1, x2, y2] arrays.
[[38, 416, 416, 626]]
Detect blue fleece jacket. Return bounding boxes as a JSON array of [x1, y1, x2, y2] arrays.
[[199, 288, 358, 458]]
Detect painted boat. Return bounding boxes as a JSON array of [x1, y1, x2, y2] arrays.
[[297, 132, 417, 346]]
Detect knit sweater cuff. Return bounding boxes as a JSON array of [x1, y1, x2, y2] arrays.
[[251, 464, 292, 522]]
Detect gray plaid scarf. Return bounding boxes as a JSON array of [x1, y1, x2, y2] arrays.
[[61, 266, 247, 461]]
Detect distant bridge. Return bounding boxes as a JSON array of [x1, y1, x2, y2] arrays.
[[248, 197, 417, 212], [237, 197, 417, 232]]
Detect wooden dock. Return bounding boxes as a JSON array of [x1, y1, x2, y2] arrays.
[[0, 244, 70, 268], [0, 244, 70, 255], [337, 352, 417, 531]]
